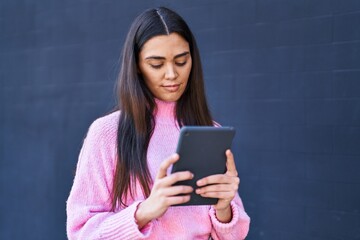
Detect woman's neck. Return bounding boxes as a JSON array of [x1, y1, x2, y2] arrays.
[[154, 98, 177, 124]]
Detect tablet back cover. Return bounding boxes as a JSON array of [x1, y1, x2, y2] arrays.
[[172, 126, 235, 206]]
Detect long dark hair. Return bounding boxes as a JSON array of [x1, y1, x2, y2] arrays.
[[111, 7, 213, 210]]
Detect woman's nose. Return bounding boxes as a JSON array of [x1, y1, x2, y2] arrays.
[[165, 64, 177, 80]]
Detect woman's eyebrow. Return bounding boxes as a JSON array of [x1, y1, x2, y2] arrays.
[[174, 51, 190, 59], [145, 51, 190, 60]]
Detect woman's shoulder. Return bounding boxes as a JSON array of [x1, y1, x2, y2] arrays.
[[86, 110, 120, 142]]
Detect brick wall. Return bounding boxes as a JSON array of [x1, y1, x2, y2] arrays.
[[1, 1, 359, 239]]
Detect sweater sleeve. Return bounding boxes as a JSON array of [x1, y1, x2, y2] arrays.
[[209, 193, 250, 240], [66, 117, 153, 240]]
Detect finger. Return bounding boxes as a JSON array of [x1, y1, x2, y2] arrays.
[[164, 171, 194, 186], [156, 154, 179, 179], [199, 191, 234, 200], [163, 185, 194, 196], [197, 174, 236, 186], [165, 195, 191, 206], [154, 171, 194, 190], [225, 150, 238, 176], [195, 184, 235, 194]]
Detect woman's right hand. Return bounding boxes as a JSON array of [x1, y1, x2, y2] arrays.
[[134, 153, 194, 229]]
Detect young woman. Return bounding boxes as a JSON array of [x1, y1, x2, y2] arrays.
[[67, 7, 250, 240]]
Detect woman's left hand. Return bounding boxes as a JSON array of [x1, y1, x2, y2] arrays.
[[195, 149, 239, 222]]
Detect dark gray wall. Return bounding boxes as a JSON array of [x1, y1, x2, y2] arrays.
[[1, 0, 360, 239]]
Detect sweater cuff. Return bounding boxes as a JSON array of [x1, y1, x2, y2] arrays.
[[100, 201, 153, 239], [134, 201, 153, 235], [209, 201, 239, 234]]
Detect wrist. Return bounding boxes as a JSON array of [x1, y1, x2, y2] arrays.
[[135, 201, 152, 229], [215, 205, 232, 223]]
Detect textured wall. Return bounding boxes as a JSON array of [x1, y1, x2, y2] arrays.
[[1, 0, 360, 239]]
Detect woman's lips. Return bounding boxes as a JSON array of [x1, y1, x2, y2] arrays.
[[162, 84, 180, 92]]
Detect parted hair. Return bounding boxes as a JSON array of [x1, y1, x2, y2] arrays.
[[112, 7, 213, 211]]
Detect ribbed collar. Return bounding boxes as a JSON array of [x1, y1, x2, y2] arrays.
[[154, 98, 177, 124]]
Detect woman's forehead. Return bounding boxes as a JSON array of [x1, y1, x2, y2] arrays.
[[140, 33, 190, 59]]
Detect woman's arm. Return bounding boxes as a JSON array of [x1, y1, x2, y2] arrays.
[[134, 154, 194, 228], [196, 150, 250, 239], [209, 194, 250, 240], [66, 116, 195, 239], [66, 117, 151, 240]]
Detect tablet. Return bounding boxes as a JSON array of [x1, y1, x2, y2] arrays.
[[171, 126, 236, 206]]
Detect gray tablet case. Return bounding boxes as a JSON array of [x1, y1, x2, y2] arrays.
[[171, 126, 236, 206]]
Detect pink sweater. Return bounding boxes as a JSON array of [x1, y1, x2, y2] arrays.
[[66, 99, 250, 239]]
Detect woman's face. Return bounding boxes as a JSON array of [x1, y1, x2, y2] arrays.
[[138, 33, 192, 102]]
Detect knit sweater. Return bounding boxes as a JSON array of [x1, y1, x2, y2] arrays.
[[66, 99, 250, 240]]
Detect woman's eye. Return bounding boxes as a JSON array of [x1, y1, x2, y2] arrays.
[[176, 61, 187, 66], [150, 64, 163, 69]]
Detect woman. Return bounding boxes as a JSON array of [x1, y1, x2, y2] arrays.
[[67, 7, 250, 239]]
